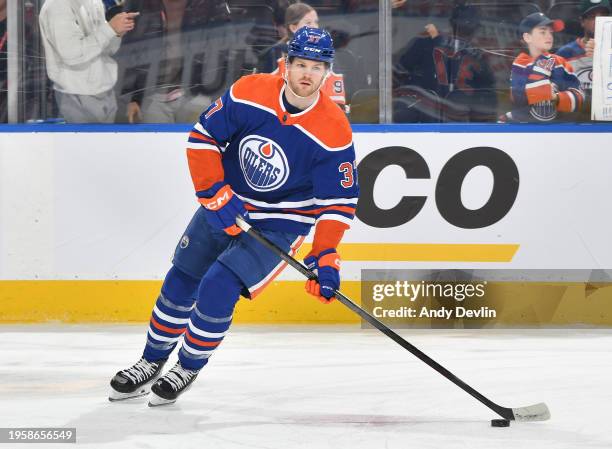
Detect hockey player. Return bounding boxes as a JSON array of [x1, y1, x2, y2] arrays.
[[109, 26, 359, 406], [507, 13, 585, 122], [258, 3, 348, 113]]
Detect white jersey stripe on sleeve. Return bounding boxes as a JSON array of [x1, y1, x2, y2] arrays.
[[193, 122, 214, 138], [186, 142, 220, 152]]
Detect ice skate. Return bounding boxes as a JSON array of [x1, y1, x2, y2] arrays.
[[148, 361, 199, 407], [109, 357, 167, 401]]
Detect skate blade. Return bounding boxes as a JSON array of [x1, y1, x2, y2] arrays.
[[148, 391, 176, 407], [109, 383, 153, 402]]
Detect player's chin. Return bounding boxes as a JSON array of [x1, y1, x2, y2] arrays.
[[299, 86, 317, 97]]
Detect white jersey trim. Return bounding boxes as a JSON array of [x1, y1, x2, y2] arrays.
[[526, 79, 551, 89], [278, 83, 320, 117], [186, 142, 220, 152], [193, 122, 214, 139], [230, 85, 277, 116], [249, 212, 316, 224], [316, 214, 354, 226], [293, 123, 353, 152], [236, 193, 357, 209], [236, 193, 316, 208], [314, 197, 358, 206], [533, 65, 551, 76]]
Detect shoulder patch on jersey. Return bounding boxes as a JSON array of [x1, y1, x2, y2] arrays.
[[231, 74, 285, 114], [295, 95, 352, 151], [513, 53, 534, 67]]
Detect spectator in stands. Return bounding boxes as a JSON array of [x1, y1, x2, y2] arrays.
[[246, 1, 290, 64], [0, 0, 7, 123], [507, 12, 584, 122], [118, 0, 229, 123], [557, 0, 611, 119], [257, 3, 319, 74], [393, 1, 497, 122], [39, 0, 138, 123], [257, 2, 348, 112]]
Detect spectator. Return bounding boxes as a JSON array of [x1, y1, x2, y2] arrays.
[[103, 0, 127, 20], [246, 0, 290, 64], [39, 0, 138, 123], [118, 0, 229, 123], [257, 3, 319, 74], [393, 2, 497, 122], [0, 0, 7, 123], [258, 2, 348, 112], [507, 13, 584, 122], [557, 0, 611, 119]]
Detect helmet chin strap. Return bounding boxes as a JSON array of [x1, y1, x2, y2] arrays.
[[283, 57, 330, 100]]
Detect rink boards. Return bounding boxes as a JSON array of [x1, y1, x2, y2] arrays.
[[1, 124, 611, 325]]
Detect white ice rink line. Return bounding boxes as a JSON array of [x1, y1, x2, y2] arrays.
[[1, 325, 611, 449]]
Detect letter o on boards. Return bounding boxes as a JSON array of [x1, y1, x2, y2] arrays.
[[356, 146, 430, 228], [435, 147, 519, 229]]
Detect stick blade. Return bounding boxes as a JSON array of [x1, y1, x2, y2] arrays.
[[511, 402, 551, 421]]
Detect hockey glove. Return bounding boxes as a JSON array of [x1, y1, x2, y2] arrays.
[[304, 249, 341, 304], [198, 182, 248, 236]]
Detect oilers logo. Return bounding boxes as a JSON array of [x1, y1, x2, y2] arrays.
[[239, 135, 290, 192], [576, 68, 593, 91]]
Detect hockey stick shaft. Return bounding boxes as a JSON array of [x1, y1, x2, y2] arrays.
[[236, 216, 514, 420]]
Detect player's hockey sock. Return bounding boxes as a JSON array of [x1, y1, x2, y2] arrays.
[[143, 266, 199, 362], [178, 263, 242, 371]]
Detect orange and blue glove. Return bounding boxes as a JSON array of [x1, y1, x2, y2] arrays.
[[198, 182, 248, 236], [304, 249, 341, 304]]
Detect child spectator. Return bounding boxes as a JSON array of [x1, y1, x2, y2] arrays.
[[508, 13, 584, 122]]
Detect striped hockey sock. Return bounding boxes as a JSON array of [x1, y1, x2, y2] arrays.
[[178, 263, 242, 371], [143, 266, 199, 362]]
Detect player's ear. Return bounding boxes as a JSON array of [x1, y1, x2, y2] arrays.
[[323, 63, 332, 81]]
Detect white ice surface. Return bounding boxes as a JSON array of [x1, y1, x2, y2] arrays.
[[1, 325, 611, 449]]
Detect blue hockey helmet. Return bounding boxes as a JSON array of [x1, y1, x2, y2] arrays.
[[287, 26, 334, 64]]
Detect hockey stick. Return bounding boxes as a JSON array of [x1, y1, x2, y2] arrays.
[[236, 216, 550, 422]]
